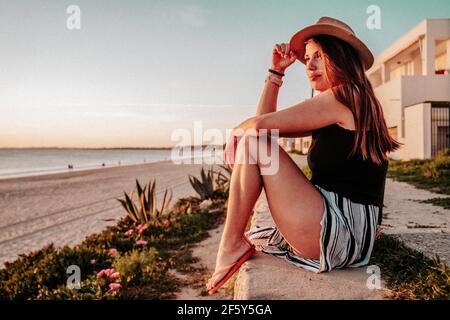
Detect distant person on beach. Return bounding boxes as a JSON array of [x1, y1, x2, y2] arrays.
[[207, 17, 402, 294]]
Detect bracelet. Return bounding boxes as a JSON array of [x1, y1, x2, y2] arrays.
[[265, 73, 283, 87], [268, 68, 285, 77]]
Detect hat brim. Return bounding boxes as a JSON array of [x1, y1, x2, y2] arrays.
[[289, 24, 374, 71]]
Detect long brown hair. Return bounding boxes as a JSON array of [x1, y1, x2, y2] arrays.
[[309, 35, 403, 166]]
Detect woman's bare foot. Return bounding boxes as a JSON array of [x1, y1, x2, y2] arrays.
[[206, 236, 254, 291]]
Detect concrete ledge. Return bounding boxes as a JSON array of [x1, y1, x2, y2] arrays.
[[234, 192, 387, 300]]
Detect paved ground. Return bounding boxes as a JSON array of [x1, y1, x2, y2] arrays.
[[381, 178, 450, 264]]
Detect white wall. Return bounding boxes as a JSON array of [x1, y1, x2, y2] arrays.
[[397, 102, 430, 160], [373, 77, 403, 135], [402, 75, 450, 107]]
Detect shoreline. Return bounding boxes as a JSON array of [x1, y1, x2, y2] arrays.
[[0, 153, 224, 182], [0, 159, 172, 182]]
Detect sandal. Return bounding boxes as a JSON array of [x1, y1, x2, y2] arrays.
[[207, 235, 256, 295]]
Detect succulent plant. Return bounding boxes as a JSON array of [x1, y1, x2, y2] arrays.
[[213, 164, 232, 194], [188, 167, 217, 200], [117, 179, 173, 224]]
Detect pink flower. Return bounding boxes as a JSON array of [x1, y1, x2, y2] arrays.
[[136, 224, 148, 234], [138, 225, 148, 234], [97, 268, 117, 279], [105, 269, 114, 277], [109, 283, 121, 291], [162, 220, 170, 228], [135, 240, 148, 246], [96, 269, 107, 279], [90, 259, 96, 265], [109, 248, 118, 257], [110, 272, 120, 280], [124, 229, 134, 237]]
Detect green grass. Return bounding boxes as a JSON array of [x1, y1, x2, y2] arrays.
[[371, 234, 450, 300], [416, 197, 450, 210], [367, 150, 450, 299], [387, 149, 450, 198]]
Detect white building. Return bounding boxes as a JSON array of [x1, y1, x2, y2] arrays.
[[278, 137, 296, 152], [367, 19, 450, 160]]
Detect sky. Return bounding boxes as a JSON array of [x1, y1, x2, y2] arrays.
[[0, 0, 449, 148]]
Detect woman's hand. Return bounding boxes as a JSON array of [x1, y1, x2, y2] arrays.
[[272, 43, 297, 73]]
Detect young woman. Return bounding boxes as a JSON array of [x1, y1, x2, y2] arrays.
[[206, 17, 402, 295]]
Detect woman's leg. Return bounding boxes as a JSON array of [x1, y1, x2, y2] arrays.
[[207, 134, 325, 289]]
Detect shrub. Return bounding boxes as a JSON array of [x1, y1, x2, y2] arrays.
[[189, 167, 216, 200], [117, 179, 173, 224], [213, 164, 232, 195], [171, 196, 201, 215], [112, 248, 160, 287], [189, 166, 231, 201], [421, 149, 450, 179], [0, 244, 111, 300]]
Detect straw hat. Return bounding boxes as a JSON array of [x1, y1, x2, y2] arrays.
[[289, 17, 374, 70]]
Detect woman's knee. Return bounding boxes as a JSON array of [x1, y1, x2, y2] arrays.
[[235, 134, 280, 175]]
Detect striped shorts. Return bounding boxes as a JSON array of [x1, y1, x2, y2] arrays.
[[245, 184, 380, 273]]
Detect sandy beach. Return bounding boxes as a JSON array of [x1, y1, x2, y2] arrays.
[[0, 158, 223, 266]]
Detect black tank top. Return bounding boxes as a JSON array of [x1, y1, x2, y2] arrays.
[[307, 123, 388, 224]]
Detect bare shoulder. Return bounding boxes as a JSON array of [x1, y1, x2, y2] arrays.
[[312, 89, 355, 130]]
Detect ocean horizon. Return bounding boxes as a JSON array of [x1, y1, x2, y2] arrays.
[[0, 147, 224, 179]]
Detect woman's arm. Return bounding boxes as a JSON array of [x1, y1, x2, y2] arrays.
[[232, 89, 344, 136], [279, 130, 312, 138], [256, 43, 297, 116], [255, 72, 281, 116]]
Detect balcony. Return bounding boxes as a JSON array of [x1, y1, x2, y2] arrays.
[[374, 74, 450, 108]]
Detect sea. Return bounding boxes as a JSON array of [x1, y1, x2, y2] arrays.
[[0, 147, 224, 179]]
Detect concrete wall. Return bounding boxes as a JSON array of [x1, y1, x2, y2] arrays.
[[396, 102, 431, 160], [402, 75, 450, 107], [373, 77, 403, 136]]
